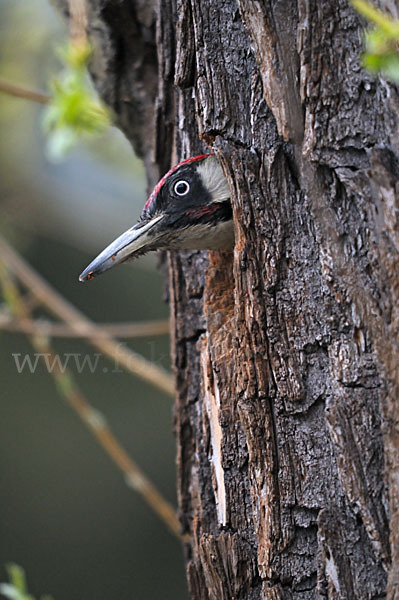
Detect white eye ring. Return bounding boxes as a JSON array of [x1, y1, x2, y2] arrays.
[[174, 180, 190, 196]]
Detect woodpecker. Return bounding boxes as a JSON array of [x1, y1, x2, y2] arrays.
[[79, 154, 233, 281]]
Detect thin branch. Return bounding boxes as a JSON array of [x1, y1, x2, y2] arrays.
[[0, 235, 174, 397], [0, 266, 181, 539], [0, 314, 170, 338], [69, 0, 88, 46], [0, 79, 50, 105]]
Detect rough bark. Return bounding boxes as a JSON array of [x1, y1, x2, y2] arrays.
[[55, 0, 399, 598]]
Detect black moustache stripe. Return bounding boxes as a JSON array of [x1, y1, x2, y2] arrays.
[[181, 200, 232, 225]]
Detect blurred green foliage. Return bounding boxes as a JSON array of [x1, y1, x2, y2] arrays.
[[43, 42, 111, 161], [352, 0, 399, 82], [0, 564, 53, 600]]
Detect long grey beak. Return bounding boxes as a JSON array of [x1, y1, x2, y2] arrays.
[[79, 215, 164, 281]]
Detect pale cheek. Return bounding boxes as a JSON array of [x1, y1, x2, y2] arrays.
[[163, 221, 234, 250]]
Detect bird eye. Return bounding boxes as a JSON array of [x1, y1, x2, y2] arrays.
[[174, 180, 190, 196]]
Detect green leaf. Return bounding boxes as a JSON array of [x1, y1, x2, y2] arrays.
[[0, 564, 53, 600], [352, 0, 399, 83], [0, 564, 34, 600], [352, 0, 399, 38], [42, 41, 111, 160], [44, 127, 78, 161], [0, 583, 25, 600], [383, 55, 399, 82], [6, 564, 27, 595], [362, 52, 383, 72]]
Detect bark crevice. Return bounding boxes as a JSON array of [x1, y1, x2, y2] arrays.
[[55, 0, 398, 597]]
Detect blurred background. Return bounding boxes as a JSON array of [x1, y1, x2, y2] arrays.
[[0, 1, 186, 598]]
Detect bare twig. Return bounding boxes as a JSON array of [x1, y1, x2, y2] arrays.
[[68, 0, 88, 46], [0, 4, 88, 108], [0, 235, 174, 397], [0, 266, 181, 538], [0, 314, 170, 338], [0, 79, 51, 105]]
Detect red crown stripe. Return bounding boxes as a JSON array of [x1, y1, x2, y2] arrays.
[[144, 154, 213, 211]]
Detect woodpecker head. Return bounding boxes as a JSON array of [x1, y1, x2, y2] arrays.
[[79, 154, 233, 281]]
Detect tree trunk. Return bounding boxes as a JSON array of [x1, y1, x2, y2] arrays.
[[56, 0, 399, 597]]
